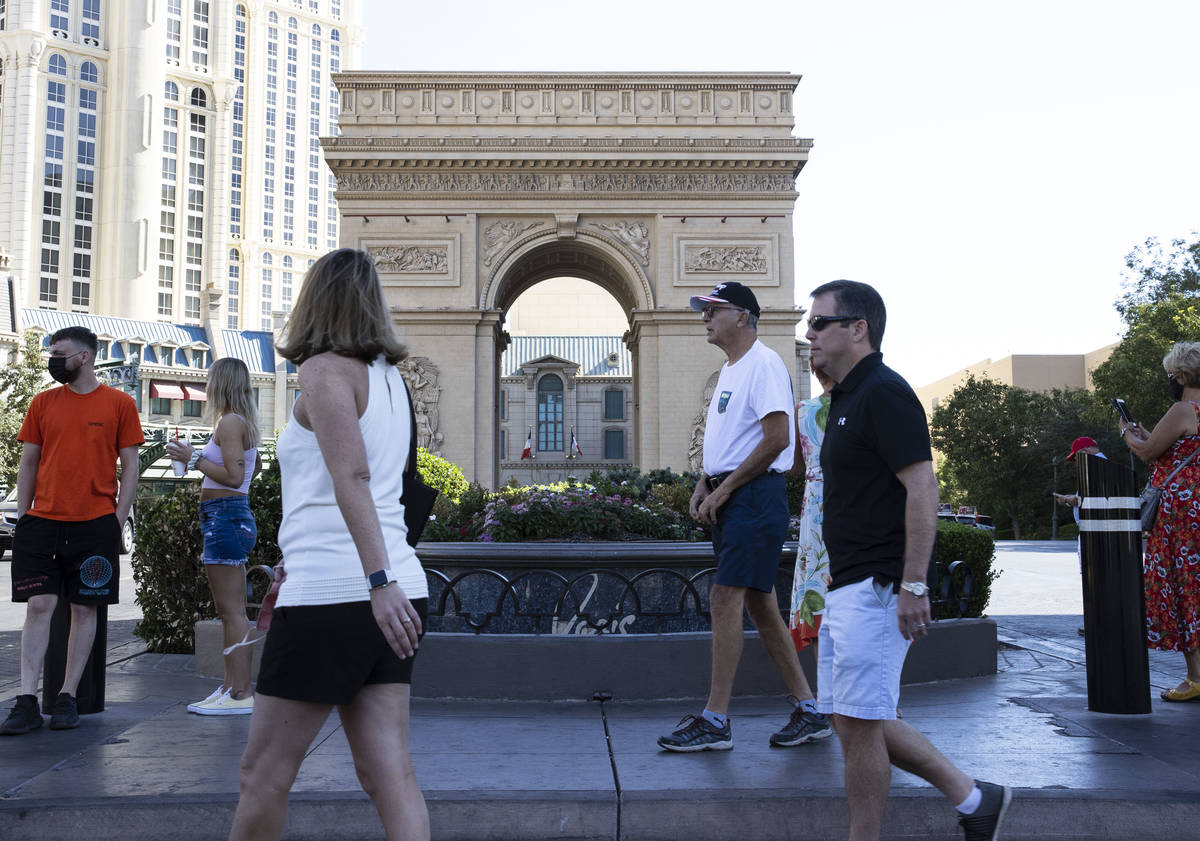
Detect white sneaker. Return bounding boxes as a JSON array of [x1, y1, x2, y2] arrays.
[[193, 692, 254, 716], [187, 686, 228, 714]]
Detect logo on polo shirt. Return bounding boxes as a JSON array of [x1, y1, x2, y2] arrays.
[[717, 391, 732, 413], [837, 417, 846, 426]]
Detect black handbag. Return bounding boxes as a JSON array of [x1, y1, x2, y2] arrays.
[[1139, 447, 1198, 532], [399, 380, 437, 547]]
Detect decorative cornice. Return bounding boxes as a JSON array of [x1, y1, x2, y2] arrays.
[[335, 170, 797, 197], [332, 71, 801, 91], [323, 137, 812, 152]]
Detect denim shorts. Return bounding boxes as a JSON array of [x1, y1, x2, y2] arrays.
[[816, 576, 910, 720], [711, 472, 788, 593], [199, 496, 257, 565]]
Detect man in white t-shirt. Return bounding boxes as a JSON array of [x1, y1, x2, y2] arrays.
[[657, 282, 831, 752]]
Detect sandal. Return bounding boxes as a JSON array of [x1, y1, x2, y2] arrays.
[[1160, 677, 1200, 702]]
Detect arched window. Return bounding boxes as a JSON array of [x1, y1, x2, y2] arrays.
[[312, 23, 321, 36], [190, 87, 207, 108], [263, 252, 273, 265], [268, 10, 278, 23], [287, 16, 297, 29], [537, 375, 564, 452], [48, 54, 68, 75], [165, 81, 179, 101], [80, 61, 98, 83]]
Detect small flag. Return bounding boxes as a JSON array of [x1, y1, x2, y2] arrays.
[[521, 429, 532, 460], [571, 430, 583, 457]]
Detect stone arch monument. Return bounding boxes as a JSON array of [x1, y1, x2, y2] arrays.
[[322, 73, 810, 487]]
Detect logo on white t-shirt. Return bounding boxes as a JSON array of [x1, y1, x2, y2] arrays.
[[717, 391, 732, 413]]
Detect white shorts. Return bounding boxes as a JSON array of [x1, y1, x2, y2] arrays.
[[816, 576, 910, 720]]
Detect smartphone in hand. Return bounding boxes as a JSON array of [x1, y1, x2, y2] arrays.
[[1111, 398, 1132, 424]]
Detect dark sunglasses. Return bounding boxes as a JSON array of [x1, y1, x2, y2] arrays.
[[807, 314, 863, 332], [701, 303, 744, 318]]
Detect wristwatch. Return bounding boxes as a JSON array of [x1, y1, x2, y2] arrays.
[[367, 569, 397, 590], [900, 581, 930, 598]]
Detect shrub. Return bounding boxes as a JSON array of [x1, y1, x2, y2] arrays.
[[417, 447, 468, 503], [476, 485, 703, 542], [933, 521, 999, 618]]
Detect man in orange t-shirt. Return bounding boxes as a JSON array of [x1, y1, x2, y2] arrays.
[[1, 326, 143, 736]]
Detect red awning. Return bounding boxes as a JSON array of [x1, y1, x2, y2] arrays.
[[183, 383, 207, 402], [150, 381, 186, 400]]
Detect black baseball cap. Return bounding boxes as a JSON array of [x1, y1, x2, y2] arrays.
[[689, 282, 761, 317]]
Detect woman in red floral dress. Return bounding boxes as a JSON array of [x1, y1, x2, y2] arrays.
[[1121, 341, 1200, 702]]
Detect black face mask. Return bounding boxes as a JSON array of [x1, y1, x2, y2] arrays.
[[48, 355, 80, 384], [1168, 375, 1184, 402]]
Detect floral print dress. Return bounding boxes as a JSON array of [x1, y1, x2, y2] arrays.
[[1144, 402, 1200, 653], [789, 395, 832, 651]]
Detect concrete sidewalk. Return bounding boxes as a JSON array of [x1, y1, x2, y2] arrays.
[[2, 614, 1199, 841]]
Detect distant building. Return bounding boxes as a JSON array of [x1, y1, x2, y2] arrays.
[[497, 336, 633, 485], [914, 345, 1118, 415], [0, 1, 362, 328]]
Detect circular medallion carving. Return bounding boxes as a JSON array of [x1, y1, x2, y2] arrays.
[[640, 96, 653, 108], [679, 96, 693, 108], [759, 95, 771, 108], [440, 95, 453, 107], [400, 95, 414, 108], [521, 95, 534, 108], [480, 95, 494, 107], [719, 97, 732, 109], [361, 95, 374, 108], [600, 96, 613, 108], [562, 95, 574, 108]]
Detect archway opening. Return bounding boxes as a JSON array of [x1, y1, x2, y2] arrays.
[[493, 242, 641, 486]]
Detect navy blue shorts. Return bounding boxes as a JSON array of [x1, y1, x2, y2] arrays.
[[199, 496, 257, 565], [11, 513, 121, 605], [711, 472, 788, 593]]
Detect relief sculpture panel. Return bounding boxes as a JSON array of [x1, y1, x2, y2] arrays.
[[684, 245, 767, 273], [397, 357, 443, 454], [370, 245, 449, 273]]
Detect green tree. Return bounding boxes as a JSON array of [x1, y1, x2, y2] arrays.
[[1091, 235, 1200, 426], [0, 331, 49, 487], [931, 375, 1058, 539]]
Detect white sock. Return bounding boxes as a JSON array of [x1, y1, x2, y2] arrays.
[[797, 698, 818, 714], [956, 785, 983, 815], [701, 709, 727, 728]]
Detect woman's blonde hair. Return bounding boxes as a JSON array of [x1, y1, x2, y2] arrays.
[[206, 357, 260, 446], [1163, 341, 1200, 387], [276, 248, 407, 366]]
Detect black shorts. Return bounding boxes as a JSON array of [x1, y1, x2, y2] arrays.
[[256, 598, 429, 705], [11, 514, 121, 605]]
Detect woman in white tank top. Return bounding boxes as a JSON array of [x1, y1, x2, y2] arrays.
[[227, 249, 429, 841], [165, 357, 262, 716]]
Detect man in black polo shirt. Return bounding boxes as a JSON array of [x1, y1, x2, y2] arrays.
[[807, 280, 1010, 841]]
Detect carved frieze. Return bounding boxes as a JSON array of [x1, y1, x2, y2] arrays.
[[336, 171, 796, 195], [684, 245, 768, 273], [370, 245, 449, 274], [397, 357, 443, 454], [587, 220, 650, 266], [483, 220, 540, 267], [688, 371, 722, 472]]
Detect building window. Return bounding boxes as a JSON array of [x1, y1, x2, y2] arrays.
[[604, 429, 625, 460], [182, 399, 203, 417], [499, 428, 506, 461], [603, 389, 624, 420], [498, 388, 507, 420], [536, 374, 563, 452], [150, 397, 172, 415], [252, 386, 260, 408]]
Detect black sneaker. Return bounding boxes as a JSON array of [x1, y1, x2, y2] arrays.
[[48, 693, 80, 731], [769, 700, 833, 747], [958, 780, 1012, 841], [1, 694, 44, 736], [657, 714, 733, 752]]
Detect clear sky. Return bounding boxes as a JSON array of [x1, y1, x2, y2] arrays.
[[359, 0, 1200, 388]]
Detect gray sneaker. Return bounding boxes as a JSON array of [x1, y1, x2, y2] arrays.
[[958, 780, 1012, 841], [49, 693, 79, 730], [1, 694, 44, 736], [769, 700, 833, 747], [657, 714, 733, 752]]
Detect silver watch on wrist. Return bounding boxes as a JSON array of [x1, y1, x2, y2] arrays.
[[900, 580, 930, 598]]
